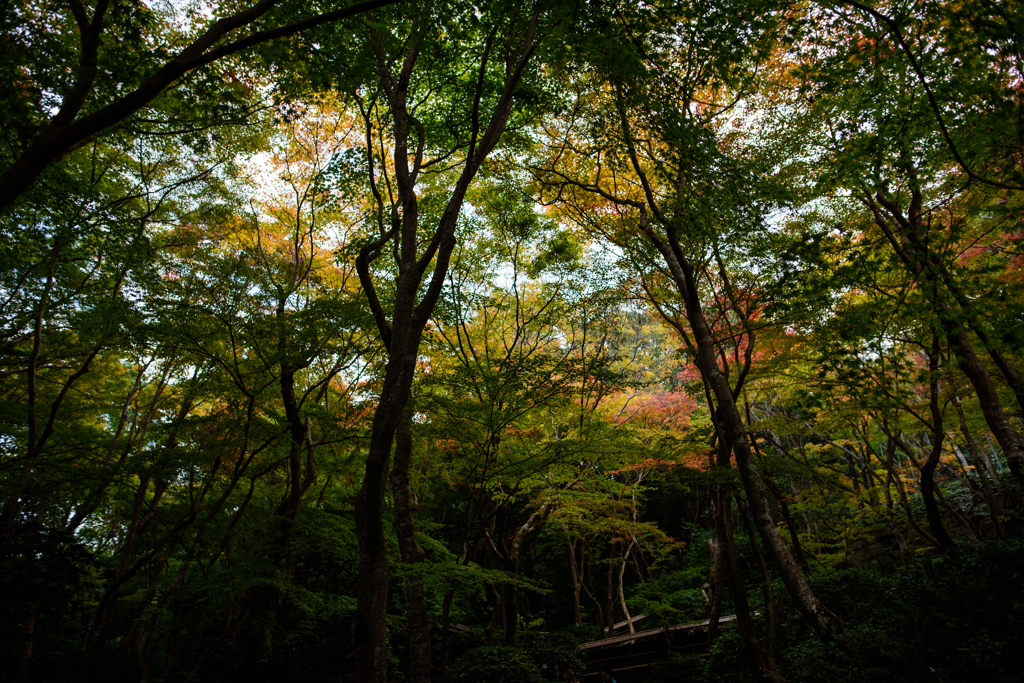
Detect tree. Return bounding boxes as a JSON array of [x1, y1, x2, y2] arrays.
[[533, 5, 843, 672], [420, 176, 635, 647], [5, 2, 1024, 681], [0, 0, 405, 212], [778, 0, 1024, 485], [320, 4, 549, 680]]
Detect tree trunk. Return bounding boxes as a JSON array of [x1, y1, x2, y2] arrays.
[[866, 191, 1024, 488], [876, 431, 942, 549], [440, 587, 455, 683], [919, 441, 956, 550], [582, 554, 606, 636], [676, 259, 842, 641], [352, 13, 539, 680], [763, 472, 809, 574], [617, 545, 635, 635], [606, 543, 617, 639], [706, 537, 724, 643], [920, 337, 956, 551], [944, 323, 1024, 487], [485, 582, 503, 641], [391, 410, 431, 683], [716, 484, 784, 683], [0, 0, 409, 215], [501, 499, 555, 646], [953, 397, 1007, 537], [882, 426, 952, 550], [881, 457, 913, 564], [635, 209, 841, 641], [354, 355, 412, 683], [739, 498, 780, 682], [20, 605, 36, 683], [567, 536, 583, 627], [504, 577, 520, 646]]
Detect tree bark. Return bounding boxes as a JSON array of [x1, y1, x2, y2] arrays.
[[598, 112, 843, 638], [882, 426, 953, 550], [738, 497, 780, 682], [581, 554, 606, 636], [716, 483, 784, 683], [944, 322, 1024, 487], [391, 410, 431, 683], [919, 333, 956, 550], [864, 190, 1024, 487], [953, 397, 1006, 537], [756, 443, 809, 574], [501, 499, 555, 646], [355, 352, 416, 683], [606, 542, 617, 639], [706, 537, 725, 643], [566, 535, 583, 626], [617, 545, 635, 635], [440, 587, 455, 683], [876, 428, 942, 549], [20, 605, 36, 683]]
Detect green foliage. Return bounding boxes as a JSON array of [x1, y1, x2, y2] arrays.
[[646, 652, 707, 683], [702, 627, 750, 682], [519, 631, 587, 681], [627, 566, 708, 626], [3, 1, 1024, 681], [448, 631, 584, 683], [449, 644, 546, 683], [770, 541, 1024, 683]]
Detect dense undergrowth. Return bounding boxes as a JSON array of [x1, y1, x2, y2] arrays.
[[652, 540, 1024, 683]]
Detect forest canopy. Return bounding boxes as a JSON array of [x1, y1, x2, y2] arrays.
[[1, 0, 1023, 682]]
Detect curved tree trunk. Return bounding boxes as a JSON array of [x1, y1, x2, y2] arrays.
[[636, 212, 843, 640], [674, 257, 843, 642], [921, 333, 956, 550], [944, 322, 1024, 486], [863, 191, 1024, 488]]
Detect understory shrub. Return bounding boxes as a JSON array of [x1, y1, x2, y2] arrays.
[[448, 644, 545, 683], [770, 539, 1024, 683]]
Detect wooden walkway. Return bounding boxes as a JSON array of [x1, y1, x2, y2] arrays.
[[581, 616, 736, 683]]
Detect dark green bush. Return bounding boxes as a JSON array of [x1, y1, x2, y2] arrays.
[[645, 652, 707, 683], [702, 626, 753, 683], [448, 644, 546, 683], [519, 631, 586, 681], [769, 539, 1024, 683]]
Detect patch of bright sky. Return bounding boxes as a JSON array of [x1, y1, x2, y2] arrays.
[[146, 0, 214, 28]]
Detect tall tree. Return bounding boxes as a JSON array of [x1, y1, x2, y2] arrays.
[[323, 3, 549, 680], [533, 0, 844, 661], [779, 0, 1024, 484]]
